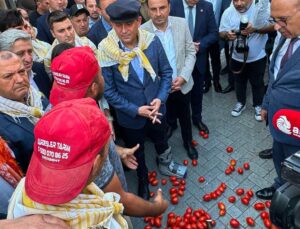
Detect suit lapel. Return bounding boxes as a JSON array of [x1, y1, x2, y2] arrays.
[[269, 36, 286, 77], [194, 2, 203, 40], [3, 114, 34, 135]]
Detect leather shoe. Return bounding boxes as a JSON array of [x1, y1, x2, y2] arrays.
[[213, 81, 222, 93], [184, 142, 199, 160], [258, 148, 272, 159], [221, 84, 234, 94], [220, 66, 229, 75], [138, 181, 150, 200], [167, 125, 177, 139], [193, 121, 209, 134], [256, 186, 276, 200]]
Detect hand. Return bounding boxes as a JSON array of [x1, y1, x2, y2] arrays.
[[261, 108, 268, 121], [1, 215, 70, 229], [226, 31, 237, 41], [150, 99, 162, 124], [152, 188, 168, 216], [171, 77, 186, 92], [116, 144, 139, 170], [138, 105, 155, 118], [194, 42, 200, 53], [241, 23, 256, 36]]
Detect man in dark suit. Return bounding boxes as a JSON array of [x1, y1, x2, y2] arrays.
[[256, 0, 300, 200], [0, 29, 52, 98], [170, 0, 218, 134], [99, 0, 187, 200]]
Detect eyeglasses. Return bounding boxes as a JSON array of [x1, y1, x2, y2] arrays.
[[269, 10, 299, 26]]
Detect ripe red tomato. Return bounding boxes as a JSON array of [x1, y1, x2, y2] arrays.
[[221, 182, 227, 189], [202, 194, 211, 202], [186, 207, 193, 214], [226, 146, 234, 153], [218, 202, 226, 210], [161, 179, 167, 185], [171, 196, 179, 205], [153, 217, 161, 227], [229, 218, 240, 228], [246, 217, 255, 226], [264, 219, 272, 228], [180, 179, 186, 185], [199, 130, 205, 136], [144, 225, 152, 229], [230, 159, 236, 166], [167, 212, 175, 219], [191, 139, 198, 147], [219, 209, 226, 216], [225, 168, 232, 175], [179, 185, 186, 191], [169, 188, 177, 195], [228, 196, 236, 203], [229, 165, 235, 171], [183, 159, 189, 166], [173, 180, 180, 186], [192, 159, 198, 166], [203, 133, 209, 139], [236, 188, 244, 196], [210, 192, 217, 199], [243, 162, 250, 170], [151, 179, 158, 186], [170, 176, 177, 182], [237, 167, 243, 174], [265, 200, 271, 208], [150, 191, 155, 198], [189, 216, 197, 224], [260, 211, 269, 220], [151, 171, 157, 178], [211, 220, 216, 227], [178, 189, 184, 196], [254, 202, 265, 211], [198, 176, 205, 183], [218, 186, 225, 193], [241, 197, 249, 205], [246, 189, 254, 198]]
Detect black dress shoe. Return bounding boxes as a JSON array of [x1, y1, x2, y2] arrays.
[[220, 66, 229, 75], [258, 148, 272, 159], [256, 186, 276, 200], [184, 142, 199, 160], [193, 121, 209, 134], [213, 81, 222, 93], [167, 125, 177, 139], [138, 181, 150, 200], [221, 85, 234, 94]]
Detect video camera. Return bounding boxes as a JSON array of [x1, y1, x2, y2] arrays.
[[270, 151, 300, 229], [233, 15, 249, 53]]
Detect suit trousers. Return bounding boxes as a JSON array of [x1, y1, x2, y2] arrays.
[[205, 41, 221, 85], [272, 140, 300, 188], [121, 118, 169, 181], [166, 91, 192, 144], [191, 66, 205, 123], [231, 57, 266, 106]]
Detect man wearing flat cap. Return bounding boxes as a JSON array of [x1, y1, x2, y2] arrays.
[[98, 0, 187, 200]]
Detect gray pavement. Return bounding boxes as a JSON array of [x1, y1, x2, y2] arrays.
[[125, 69, 275, 228]]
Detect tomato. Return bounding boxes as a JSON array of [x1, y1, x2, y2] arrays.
[[194, 211, 201, 219], [237, 167, 243, 175], [151, 171, 157, 178], [144, 225, 152, 229], [210, 192, 217, 199], [178, 189, 184, 196], [226, 146, 234, 153], [179, 185, 186, 191], [199, 130, 205, 136], [168, 212, 175, 219], [170, 176, 177, 182], [263, 219, 272, 229], [170, 193, 177, 199], [236, 188, 244, 196], [229, 165, 235, 171], [183, 159, 189, 166], [246, 189, 254, 198], [246, 217, 255, 226], [211, 220, 216, 227], [198, 176, 205, 183], [218, 202, 226, 210], [219, 209, 226, 216], [260, 211, 269, 220], [228, 196, 236, 203], [190, 216, 197, 224], [186, 207, 193, 214], [171, 196, 179, 205], [151, 179, 158, 186], [178, 221, 185, 228], [170, 188, 177, 195], [241, 197, 249, 205], [230, 159, 236, 166], [243, 162, 250, 170], [191, 139, 198, 147], [180, 179, 186, 185], [203, 134, 209, 139], [225, 168, 232, 175], [229, 218, 240, 228], [215, 190, 222, 197], [202, 194, 211, 202], [144, 217, 151, 223], [167, 217, 176, 226], [150, 191, 155, 197], [218, 186, 225, 193], [265, 200, 271, 208], [254, 202, 265, 211], [173, 180, 180, 186], [161, 179, 167, 185], [153, 217, 161, 227], [192, 159, 198, 166], [149, 177, 155, 183], [221, 182, 227, 189]]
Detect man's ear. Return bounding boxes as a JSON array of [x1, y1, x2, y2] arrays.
[[50, 29, 56, 38]]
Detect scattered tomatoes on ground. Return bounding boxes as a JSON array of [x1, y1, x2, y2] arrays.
[[226, 146, 234, 153]]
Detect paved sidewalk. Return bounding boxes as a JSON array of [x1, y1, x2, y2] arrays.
[[126, 73, 275, 228]]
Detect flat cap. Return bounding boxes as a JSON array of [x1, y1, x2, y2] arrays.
[[106, 0, 141, 23], [69, 4, 90, 17]]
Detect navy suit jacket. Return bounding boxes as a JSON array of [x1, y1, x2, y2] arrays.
[[102, 36, 172, 129], [87, 20, 108, 47], [32, 62, 53, 99], [0, 97, 49, 173], [170, 0, 218, 74], [263, 37, 300, 146], [36, 12, 53, 44]]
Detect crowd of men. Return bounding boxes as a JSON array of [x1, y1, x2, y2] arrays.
[[0, 0, 299, 227]]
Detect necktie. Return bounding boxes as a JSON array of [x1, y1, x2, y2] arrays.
[[188, 6, 194, 37], [280, 38, 300, 69]]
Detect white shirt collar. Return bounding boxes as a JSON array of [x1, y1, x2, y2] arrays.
[[183, 0, 195, 9]]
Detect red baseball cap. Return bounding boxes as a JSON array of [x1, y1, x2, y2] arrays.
[[25, 98, 111, 205], [50, 46, 99, 106]]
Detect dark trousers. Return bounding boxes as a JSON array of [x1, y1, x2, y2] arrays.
[[231, 57, 266, 106], [205, 41, 221, 86], [225, 41, 235, 86], [272, 140, 300, 188], [121, 118, 169, 181], [191, 66, 205, 123], [166, 91, 192, 143]]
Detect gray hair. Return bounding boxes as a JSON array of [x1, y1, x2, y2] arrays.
[[0, 28, 31, 51]]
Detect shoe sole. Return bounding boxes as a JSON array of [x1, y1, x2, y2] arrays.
[[231, 106, 246, 117]]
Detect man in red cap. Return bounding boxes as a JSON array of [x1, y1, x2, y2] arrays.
[[48, 46, 168, 218], [7, 98, 167, 228]]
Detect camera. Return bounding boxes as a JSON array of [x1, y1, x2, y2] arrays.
[[270, 151, 300, 229], [234, 15, 249, 53]]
